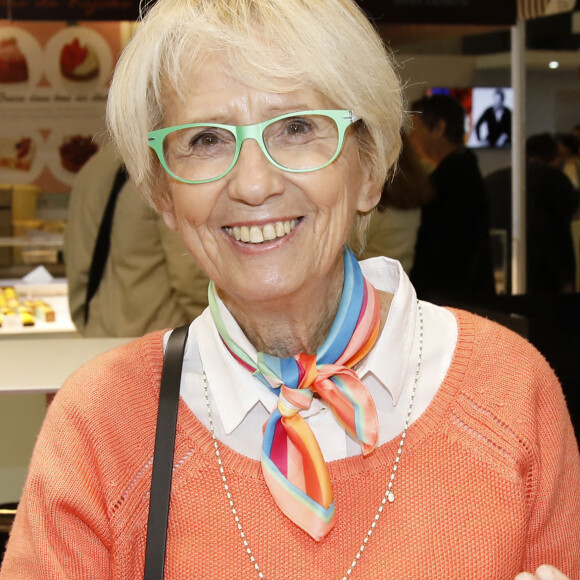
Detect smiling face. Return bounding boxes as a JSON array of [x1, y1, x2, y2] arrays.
[[160, 59, 379, 317]]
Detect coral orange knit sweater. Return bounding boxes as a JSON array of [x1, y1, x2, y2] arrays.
[[2, 310, 579, 579]]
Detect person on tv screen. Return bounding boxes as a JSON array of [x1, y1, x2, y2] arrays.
[[474, 88, 512, 148]]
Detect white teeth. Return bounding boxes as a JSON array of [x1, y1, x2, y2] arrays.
[[262, 224, 277, 241], [225, 219, 297, 244], [249, 226, 263, 243]]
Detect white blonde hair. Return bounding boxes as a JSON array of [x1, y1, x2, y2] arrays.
[[107, 0, 403, 234]]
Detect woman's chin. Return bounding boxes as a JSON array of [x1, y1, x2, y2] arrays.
[[209, 223, 344, 309], [220, 271, 301, 304]]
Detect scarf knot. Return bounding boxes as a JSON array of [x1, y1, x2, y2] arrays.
[[209, 248, 381, 541], [277, 384, 313, 417]]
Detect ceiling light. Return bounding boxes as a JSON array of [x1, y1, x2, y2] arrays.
[[548, 61, 560, 69]]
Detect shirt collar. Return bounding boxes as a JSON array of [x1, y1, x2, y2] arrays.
[[198, 256, 418, 435], [356, 256, 417, 406]]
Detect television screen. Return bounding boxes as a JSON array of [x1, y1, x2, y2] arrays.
[[427, 87, 514, 149]]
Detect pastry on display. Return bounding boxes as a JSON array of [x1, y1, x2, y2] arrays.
[[0, 136, 36, 171], [60, 37, 99, 82], [0, 287, 56, 328], [24, 299, 56, 323], [0, 309, 34, 328], [59, 134, 98, 173], [0, 37, 29, 83], [0, 287, 34, 327], [0, 286, 18, 309]]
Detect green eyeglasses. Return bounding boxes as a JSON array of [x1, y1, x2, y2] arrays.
[[147, 109, 358, 184]]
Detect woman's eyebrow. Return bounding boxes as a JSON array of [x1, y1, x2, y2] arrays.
[[177, 102, 316, 126], [263, 103, 313, 116]]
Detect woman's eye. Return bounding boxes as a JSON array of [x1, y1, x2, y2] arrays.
[[191, 131, 221, 148], [285, 119, 312, 135]]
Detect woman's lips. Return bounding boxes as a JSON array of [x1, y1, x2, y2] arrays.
[[224, 219, 298, 244]]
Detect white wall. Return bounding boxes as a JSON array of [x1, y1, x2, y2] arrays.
[[397, 53, 478, 111]]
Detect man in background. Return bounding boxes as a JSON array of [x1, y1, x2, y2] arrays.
[[409, 94, 495, 300], [64, 144, 209, 337], [485, 133, 578, 294]]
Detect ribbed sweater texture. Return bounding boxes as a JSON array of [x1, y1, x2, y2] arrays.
[[2, 309, 579, 579]]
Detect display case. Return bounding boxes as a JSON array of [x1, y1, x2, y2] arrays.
[[0, 186, 67, 279], [0, 279, 75, 337]]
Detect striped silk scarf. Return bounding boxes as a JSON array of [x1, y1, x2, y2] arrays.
[[208, 248, 381, 541]]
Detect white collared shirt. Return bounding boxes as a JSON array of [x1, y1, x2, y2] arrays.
[[167, 256, 458, 461]]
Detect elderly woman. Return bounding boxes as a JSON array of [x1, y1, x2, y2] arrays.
[[1, 0, 579, 578]]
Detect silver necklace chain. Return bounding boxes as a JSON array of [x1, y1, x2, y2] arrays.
[[203, 301, 423, 580]]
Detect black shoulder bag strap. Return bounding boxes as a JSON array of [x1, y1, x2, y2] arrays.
[[144, 324, 190, 580], [83, 164, 129, 324]]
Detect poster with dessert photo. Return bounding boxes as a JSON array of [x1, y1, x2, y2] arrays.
[[0, 125, 45, 185], [0, 22, 122, 192], [0, 27, 43, 90], [45, 122, 104, 186], [44, 26, 113, 92]]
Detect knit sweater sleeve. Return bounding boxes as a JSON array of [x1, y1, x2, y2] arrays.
[[520, 342, 580, 574], [459, 312, 580, 576], [0, 333, 165, 579]]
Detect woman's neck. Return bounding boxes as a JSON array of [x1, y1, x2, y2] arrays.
[[217, 268, 345, 358]]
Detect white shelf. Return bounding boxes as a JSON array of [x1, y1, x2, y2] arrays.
[[0, 336, 133, 394]]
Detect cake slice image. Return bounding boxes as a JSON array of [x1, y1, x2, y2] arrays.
[[60, 37, 99, 81], [59, 135, 98, 173], [0, 37, 29, 83], [0, 136, 36, 171]]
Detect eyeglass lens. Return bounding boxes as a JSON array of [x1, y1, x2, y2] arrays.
[[162, 114, 340, 182]]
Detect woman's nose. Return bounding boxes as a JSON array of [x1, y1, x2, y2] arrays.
[[226, 138, 285, 205]]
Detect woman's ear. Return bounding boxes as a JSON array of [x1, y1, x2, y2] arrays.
[[356, 162, 382, 213], [358, 187, 381, 213], [160, 200, 178, 232]]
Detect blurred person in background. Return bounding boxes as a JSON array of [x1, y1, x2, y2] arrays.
[[486, 133, 577, 294], [64, 143, 209, 337], [409, 93, 495, 300], [556, 133, 580, 196], [360, 132, 434, 273]]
